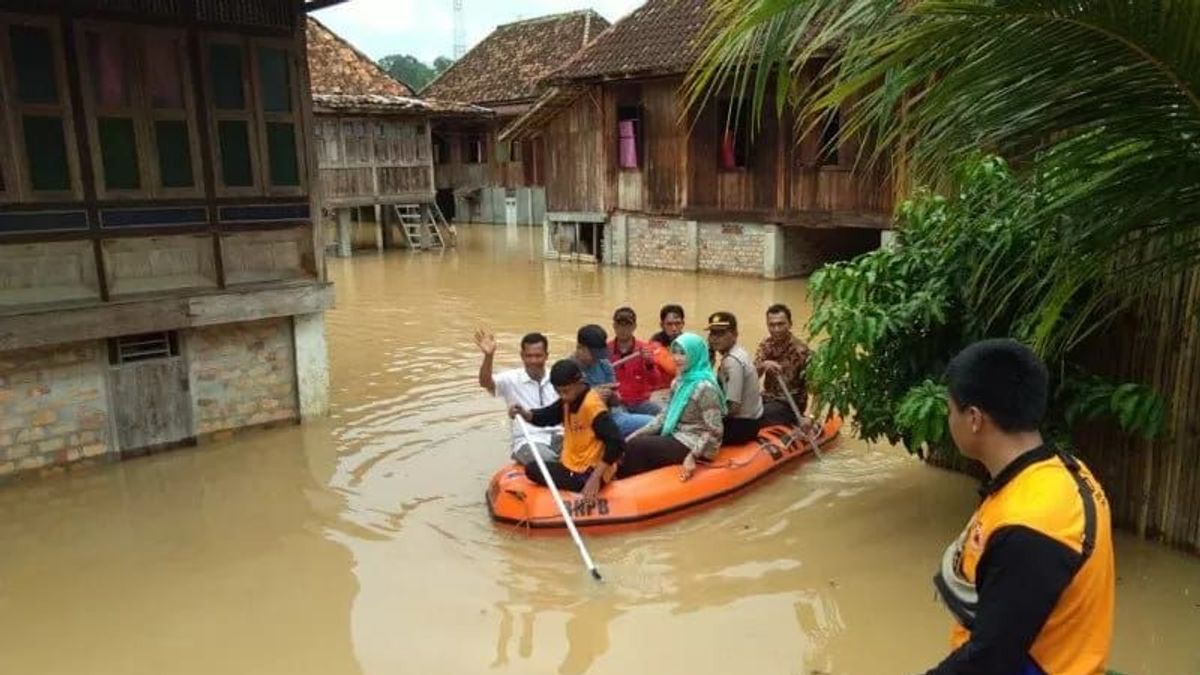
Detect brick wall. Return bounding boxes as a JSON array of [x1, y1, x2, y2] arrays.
[[699, 223, 766, 276], [187, 318, 299, 435], [781, 227, 880, 277], [626, 217, 696, 271], [0, 341, 112, 478]]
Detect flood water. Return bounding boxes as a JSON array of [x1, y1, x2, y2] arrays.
[[1, 225, 1197, 674]]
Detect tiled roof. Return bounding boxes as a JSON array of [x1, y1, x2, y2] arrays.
[[419, 10, 609, 105], [312, 94, 490, 116], [549, 0, 708, 82], [306, 17, 413, 98]]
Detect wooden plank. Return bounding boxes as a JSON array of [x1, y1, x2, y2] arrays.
[[0, 281, 333, 351], [546, 211, 607, 223]]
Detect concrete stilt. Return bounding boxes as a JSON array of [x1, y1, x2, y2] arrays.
[[336, 208, 352, 257]]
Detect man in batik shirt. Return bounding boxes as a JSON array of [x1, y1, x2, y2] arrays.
[[754, 303, 811, 425]]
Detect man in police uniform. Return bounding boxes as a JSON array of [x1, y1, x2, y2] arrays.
[[926, 339, 1115, 675]]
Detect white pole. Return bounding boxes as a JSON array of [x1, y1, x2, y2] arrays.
[[775, 371, 822, 460], [514, 416, 602, 580], [610, 350, 644, 368]]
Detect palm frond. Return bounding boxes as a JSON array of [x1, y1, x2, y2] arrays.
[[686, 0, 1200, 361]]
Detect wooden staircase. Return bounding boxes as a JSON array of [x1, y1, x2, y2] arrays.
[[392, 203, 454, 250]]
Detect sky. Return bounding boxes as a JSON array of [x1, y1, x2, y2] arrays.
[[312, 0, 643, 64]]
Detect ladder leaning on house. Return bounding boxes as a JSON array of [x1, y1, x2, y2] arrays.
[[392, 203, 454, 250]]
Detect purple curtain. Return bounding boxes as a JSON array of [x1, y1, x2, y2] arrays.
[[618, 120, 638, 169]]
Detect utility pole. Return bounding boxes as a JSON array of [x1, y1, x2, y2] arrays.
[[453, 0, 466, 59]]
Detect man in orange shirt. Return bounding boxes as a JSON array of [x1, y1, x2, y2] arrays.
[[927, 339, 1114, 675], [509, 360, 626, 503], [647, 304, 686, 395]]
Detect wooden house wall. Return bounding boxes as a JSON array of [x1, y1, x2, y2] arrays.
[[543, 89, 605, 214], [0, 3, 317, 309], [686, 94, 780, 215], [314, 114, 433, 207], [603, 79, 685, 215], [532, 74, 893, 223], [432, 119, 532, 193]]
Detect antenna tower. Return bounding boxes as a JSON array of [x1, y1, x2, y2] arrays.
[[452, 0, 466, 59]]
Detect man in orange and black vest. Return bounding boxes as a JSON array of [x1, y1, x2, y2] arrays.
[[926, 339, 1115, 675]]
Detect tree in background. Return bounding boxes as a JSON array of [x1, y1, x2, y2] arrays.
[[432, 56, 455, 77], [378, 54, 454, 91]]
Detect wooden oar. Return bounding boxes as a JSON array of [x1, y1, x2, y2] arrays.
[[775, 371, 823, 460], [514, 416, 603, 581]]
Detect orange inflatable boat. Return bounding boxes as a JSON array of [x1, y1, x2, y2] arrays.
[[486, 414, 843, 532]]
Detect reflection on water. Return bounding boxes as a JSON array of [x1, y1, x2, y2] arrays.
[[0, 225, 1196, 674]]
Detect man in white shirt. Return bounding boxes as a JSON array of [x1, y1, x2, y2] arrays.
[[475, 330, 562, 465]]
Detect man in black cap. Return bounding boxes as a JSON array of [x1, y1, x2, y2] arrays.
[[609, 306, 667, 416], [706, 311, 764, 445], [574, 324, 654, 437]]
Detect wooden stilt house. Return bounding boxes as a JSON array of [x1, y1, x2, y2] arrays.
[[306, 18, 488, 255], [501, 0, 893, 277], [419, 10, 609, 226], [0, 0, 340, 479]]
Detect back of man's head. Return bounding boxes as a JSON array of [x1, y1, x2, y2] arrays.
[[550, 359, 584, 387], [945, 339, 1048, 432]]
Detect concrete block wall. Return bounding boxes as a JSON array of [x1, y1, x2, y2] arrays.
[[187, 318, 299, 435], [0, 341, 113, 479], [699, 223, 767, 276], [626, 216, 697, 271], [614, 211, 884, 279]]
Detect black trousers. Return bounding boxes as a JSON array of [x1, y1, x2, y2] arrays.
[[619, 435, 691, 477], [760, 399, 798, 427], [524, 461, 593, 492], [723, 415, 762, 445]]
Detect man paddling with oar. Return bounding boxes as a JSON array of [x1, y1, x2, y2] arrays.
[[508, 360, 626, 506]]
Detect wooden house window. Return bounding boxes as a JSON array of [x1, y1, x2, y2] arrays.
[[465, 134, 484, 164], [203, 34, 305, 196], [77, 23, 202, 199], [340, 119, 370, 165], [433, 133, 449, 164], [256, 44, 301, 188], [818, 108, 841, 167], [522, 138, 542, 185], [616, 105, 642, 170], [509, 139, 522, 163], [718, 99, 751, 171], [0, 16, 81, 202]]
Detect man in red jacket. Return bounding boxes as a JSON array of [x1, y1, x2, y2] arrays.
[[608, 306, 669, 415]]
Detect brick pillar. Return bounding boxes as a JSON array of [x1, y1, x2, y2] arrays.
[[335, 208, 352, 257], [609, 213, 628, 266], [687, 220, 700, 271], [763, 224, 784, 279], [293, 313, 330, 418]]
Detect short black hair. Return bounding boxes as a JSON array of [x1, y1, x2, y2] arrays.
[[766, 304, 792, 322], [577, 324, 608, 350], [549, 359, 583, 387], [660, 304, 685, 321], [520, 333, 548, 352], [613, 306, 637, 323], [945, 339, 1048, 433]]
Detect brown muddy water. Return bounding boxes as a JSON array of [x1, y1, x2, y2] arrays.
[[0, 225, 1196, 674]]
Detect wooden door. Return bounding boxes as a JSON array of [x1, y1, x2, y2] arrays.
[[110, 333, 193, 451]]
